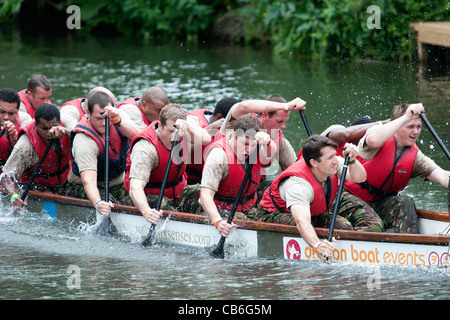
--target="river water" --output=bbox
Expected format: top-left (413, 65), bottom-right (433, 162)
top-left (0, 29), bottom-right (449, 301)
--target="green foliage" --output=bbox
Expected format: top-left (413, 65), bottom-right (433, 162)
top-left (1, 0), bottom-right (448, 60)
top-left (0, 0), bottom-right (26, 22)
top-left (237, 0), bottom-right (450, 60)
top-left (74, 0), bottom-right (219, 39)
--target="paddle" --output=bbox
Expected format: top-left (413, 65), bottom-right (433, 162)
top-left (210, 146), bottom-right (258, 259)
top-left (419, 113), bottom-right (450, 214)
top-left (300, 109), bottom-right (312, 137)
top-left (419, 113), bottom-right (450, 161)
top-left (323, 148), bottom-right (350, 262)
top-left (95, 112), bottom-right (117, 236)
top-left (142, 129), bottom-right (180, 247)
top-left (20, 138), bottom-right (55, 202)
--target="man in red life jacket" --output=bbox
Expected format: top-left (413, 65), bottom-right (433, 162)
top-left (0, 88), bottom-right (33, 172)
top-left (60, 86), bottom-right (116, 131)
top-left (217, 95), bottom-right (305, 201)
top-left (117, 86), bottom-right (169, 131)
top-left (123, 103), bottom-right (211, 226)
top-left (185, 97), bottom-right (238, 184)
top-left (217, 95), bottom-right (301, 170)
top-left (200, 115), bottom-right (276, 239)
top-left (1, 104), bottom-right (71, 212)
top-left (258, 135), bottom-right (368, 258)
top-left (18, 74), bottom-right (52, 118)
top-left (345, 103), bottom-right (449, 234)
top-left (67, 91), bottom-right (140, 216)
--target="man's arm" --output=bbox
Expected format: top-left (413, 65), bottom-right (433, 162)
top-left (341, 143), bottom-right (367, 183)
top-left (0, 135), bottom-right (39, 212)
top-left (427, 168), bottom-right (450, 188)
top-left (291, 204), bottom-right (334, 258)
top-left (79, 170), bottom-right (112, 215)
top-left (175, 119), bottom-right (211, 146)
top-left (230, 97), bottom-right (307, 120)
top-left (200, 187), bottom-right (235, 238)
top-left (365, 104), bottom-right (424, 149)
top-left (326, 122), bottom-right (378, 145)
top-left (104, 106), bottom-right (140, 140)
top-left (129, 178), bottom-right (161, 224)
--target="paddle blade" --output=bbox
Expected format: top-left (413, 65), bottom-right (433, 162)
top-left (141, 224), bottom-right (156, 247)
top-left (210, 245), bottom-right (225, 259)
top-left (210, 237), bottom-right (226, 259)
top-left (94, 215), bottom-right (118, 237)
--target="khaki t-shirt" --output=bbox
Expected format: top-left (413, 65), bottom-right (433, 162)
top-left (68, 110), bottom-right (133, 187)
top-left (277, 157), bottom-right (345, 210)
top-left (60, 103), bottom-right (84, 131)
top-left (1, 112), bottom-right (39, 178)
top-left (128, 139), bottom-right (159, 183)
top-left (119, 102), bottom-right (148, 131)
top-left (2, 134), bottom-right (40, 179)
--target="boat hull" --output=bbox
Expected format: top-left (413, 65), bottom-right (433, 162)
top-left (23, 190), bottom-right (450, 266)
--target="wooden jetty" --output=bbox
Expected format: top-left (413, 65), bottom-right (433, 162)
top-left (410, 22), bottom-right (450, 61)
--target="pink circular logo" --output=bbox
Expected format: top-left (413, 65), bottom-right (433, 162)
top-left (286, 239), bottom-right (301, 260)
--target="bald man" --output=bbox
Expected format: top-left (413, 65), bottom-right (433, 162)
top-left (117, 86), bottom-right (169, 130)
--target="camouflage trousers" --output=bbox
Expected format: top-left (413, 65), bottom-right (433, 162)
top-left (178, 183), bottom-right (253, 220)
top-left (371, 194), bottom-right (419, 234)
top-left (59, 182), bottom-right (176, 211)
top-left (251, 189), bottom-right (384, 232)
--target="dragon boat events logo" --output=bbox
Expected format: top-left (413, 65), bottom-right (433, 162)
top-left (286, 239), bottom-right (301, 260)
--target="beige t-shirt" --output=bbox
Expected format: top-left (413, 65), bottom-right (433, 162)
top-left (201, 141), bottom-right (274, 192)
top-left (1, 113), bottom-right (39, 178)
top-left (128, 138), bottom-right (160, 183)
top-left (2, 134), bottom-right (40, 179)
top-left (67, 110), bottom-right (133, 187)
top-left (277, 157), bottom-right (345, 210)
top-left (201, 147), bottom-right (229, 192)
top-left (320, 124), bottom-right (345, 138)
top-left (60, 103), bottom-right (84, 131)
top-left (119, 101), bottom-right (148, 131)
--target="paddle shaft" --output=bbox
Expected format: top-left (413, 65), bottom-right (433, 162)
top-left (211, 146), bottom-right (258, 258)
top-left (419, 113), bottom-right (450, 161)
top-left (327, 153), bottom-right (350, 242)
top-left (104, 115), bottom-right (110, 203)
top-left (21, 139), bottom-right (55, 201)
top-left (300, 110), bottom-right (312, 137)
top-left (142, 130), bottom-right (180, 246)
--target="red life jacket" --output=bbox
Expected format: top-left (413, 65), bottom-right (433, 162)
top-left (123, 121), bottom-right (187, 200)
top-left (18, 121), bottom-right (71, 187)
top-left (60, 97), bottom-right (86, 121)
top-left (345, 136), bottom-right (418, 204)
top-left (215, 121), bottom-right (283, 178)
top-left (18, 89), bottom-right (52, 118)
top-left (0, 115), bottom-right (22, 171)
top-left (202, 133), bottom-right (262, 212)
top-left (71, 116), bottom-right (129, 182)
top-left (259, 158), bottom-right (338, 216)
top-left (185, 109), bottom-right (214, 184)
top-left (117, 97), bottom-right (150, 127)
